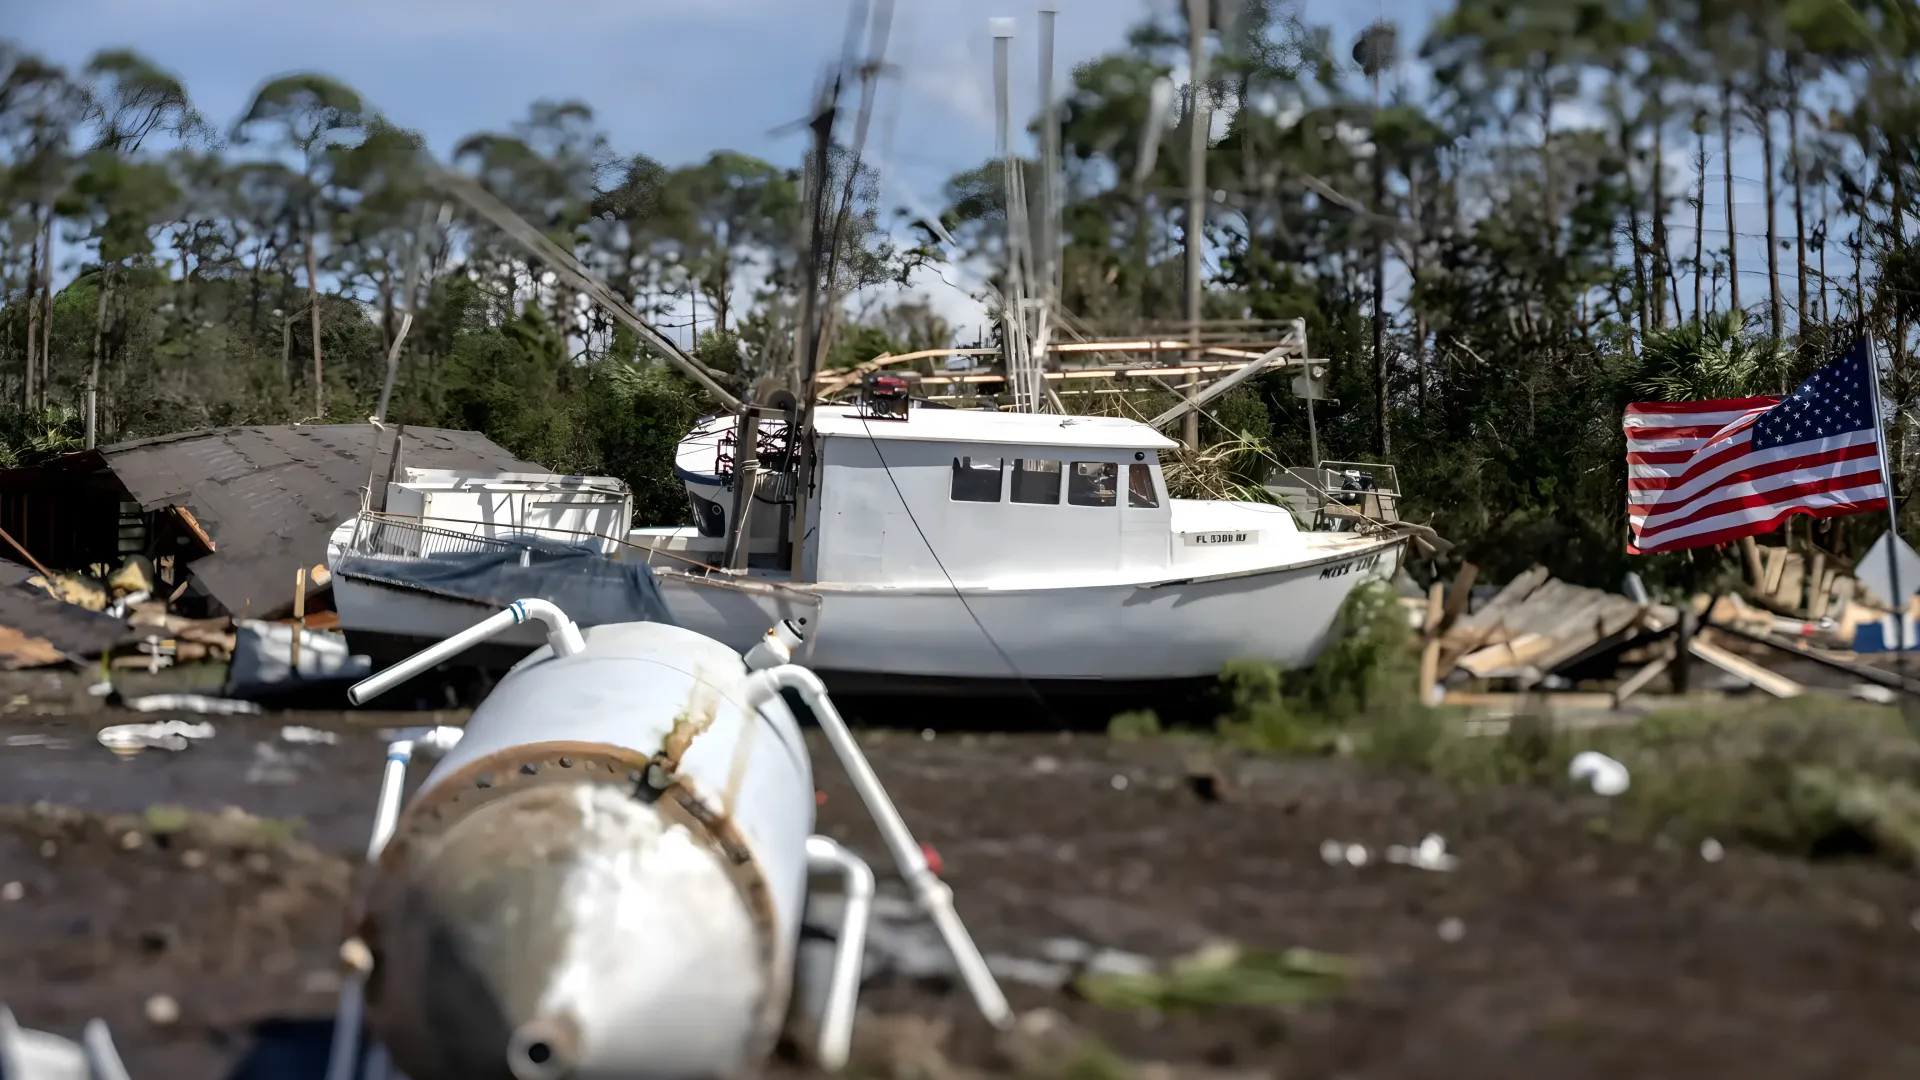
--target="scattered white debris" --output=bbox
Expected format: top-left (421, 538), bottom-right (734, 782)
top-left (1319, 839), bottom-right (1345, 865)
top-left (0, 881), bottom-right (20, 902)
top-left (4, 733), bottom-right (72, 750)
top-left (1568, 750), bottom-right (1631, 796)
top-left (1700, 838), bottom-right (1725, 863)
top-left (1082, 948), bottom-right (1157, 978)
top-left (1437, 917), bottom-right (1466, 943)
top-left (124, 694), bottom-right (261, 716)
top-left (1386, 833), bottom-right (1460, 872)
top-left (143, 994), bottom-right (179, 1026)
top-left (986, 955), bottom-right (1075, 990)
top-left (1345, 843), bottom-right (1369, 867)
top-left (97, 721), bottom-right (215, 754)
top-left (1110, 774), bottom-right (1130, 791)
top-left (85, 681), bottom-right (113, 698)
top-left (279, 725), bottom-right (338, 745)
top-left (1851, 683), bottom-right (1899, 706)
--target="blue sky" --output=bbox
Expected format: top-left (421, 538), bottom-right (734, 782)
top-left (15, 0), bottom-right (1799, 341)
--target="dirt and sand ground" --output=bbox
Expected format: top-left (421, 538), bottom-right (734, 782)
top-left (3, 668), bottom-right (1920, 1079)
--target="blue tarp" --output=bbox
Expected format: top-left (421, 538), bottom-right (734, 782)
top-left (334, 534), bottom-right (675, 628)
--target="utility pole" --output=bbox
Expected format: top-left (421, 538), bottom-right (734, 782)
top-left (1183, 0), bottom-right (1209, 451)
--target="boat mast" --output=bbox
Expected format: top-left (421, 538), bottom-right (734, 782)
top-left (788, 0), bottom-right (896, 580)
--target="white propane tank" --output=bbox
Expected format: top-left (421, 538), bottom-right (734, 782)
top-left (357, 620), bottom-right (816, 1080)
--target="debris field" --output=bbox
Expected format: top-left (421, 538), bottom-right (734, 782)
top-left (2, 687), bottom-right (1917, 1080)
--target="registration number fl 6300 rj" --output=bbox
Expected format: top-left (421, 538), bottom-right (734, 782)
top-left (1184, 531), bottom-right (1252, 546)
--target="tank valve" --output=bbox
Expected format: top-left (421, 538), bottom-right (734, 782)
top-left (506, 1014), bottom-right (578, 1080)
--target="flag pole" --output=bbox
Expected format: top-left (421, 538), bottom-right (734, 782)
top-left (1864, 333), bottom-right (1911, 676)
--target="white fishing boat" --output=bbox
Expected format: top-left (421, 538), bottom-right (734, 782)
top-left (328, 400), bottom-right (1406, 693)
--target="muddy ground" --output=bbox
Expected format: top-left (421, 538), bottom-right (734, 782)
top-left (2, 670), bottom-right (1920, 1079)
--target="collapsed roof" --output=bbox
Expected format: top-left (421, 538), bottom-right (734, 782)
top-left (3, 425), bottom-right (541, 620)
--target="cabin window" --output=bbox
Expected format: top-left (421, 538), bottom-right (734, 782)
top-left (1128, 463), bottom-right (1160, 508)
top-left (1068, 461), bottom-right (1118, 507)
top-left (1010, 458), bottom-right (1062, 504)
top-left (949, 456), bottom-right (1004, 502)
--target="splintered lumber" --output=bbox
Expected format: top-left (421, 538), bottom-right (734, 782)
top-left (1740, 536), bottom-right (1766, 586)
top-left (1457, 633), bottom-right (1555, 678)
top-left (1451, 565), bottom-right (1550, 637)
top-left (1436, 563), bottom-right (1478, 637)
top-left (1613, 653), bottom-right (1673, 706)
top-left (1687, 635), bottom-right (1804, 698)
top-left (1762, 545), bottom-right (1788, 597)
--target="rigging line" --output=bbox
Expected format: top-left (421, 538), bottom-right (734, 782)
top-left (855, 416), bottom-right (1066, 725)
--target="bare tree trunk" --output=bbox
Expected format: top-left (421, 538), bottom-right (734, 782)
top-left (305, 227), bottom-right (323, 418)
top-left (1788, 92), bottom-right (1808, 335)
top-left (86, 269), bottom-right (110, 449)
top-left (1694, 124), bottom-right (1707, 324)
top-left (1372, 141), bottom-right (1390, 455)
top-left (24, 212), bottom-right (40, 411)
top-left (1818, 225), bottom-right (1829, 324)
top-left (38, 212), bottom-right (54, 412)
top-left (1651, 111), bottom-right (1668, 328)
top-left (1758, 100), bottom-right (1783, 340)
top-left (1723, 82), bottom-right (1741, 318)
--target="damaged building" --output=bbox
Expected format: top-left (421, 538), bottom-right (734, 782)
top-left (0, 424), bottom-right (539, 621)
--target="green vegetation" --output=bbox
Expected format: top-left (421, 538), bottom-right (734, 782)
top-left (1075, 942), bottom-right (1358, 1011)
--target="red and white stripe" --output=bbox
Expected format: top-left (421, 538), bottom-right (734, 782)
top-left (1625, 396), bottom-right (1889, 554)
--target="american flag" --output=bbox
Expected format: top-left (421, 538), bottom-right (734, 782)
top-left (1625, 337), bottom-right (1889, 554)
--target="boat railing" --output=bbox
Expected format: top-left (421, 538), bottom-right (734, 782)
top-left (347, 514), bottom-right (548, 563)
top-left (1264, 461), bottom-right (1402, 530)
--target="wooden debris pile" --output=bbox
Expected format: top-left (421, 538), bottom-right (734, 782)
top-left (1410, 563), bottom-right (1834, 707)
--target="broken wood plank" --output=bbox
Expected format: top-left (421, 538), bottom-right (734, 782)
top-left (1457, 633), bottom-right (1555, 678)
top-left (1613, 654), bottom-right (1673, 707)
top-left (170, 506), bottom-right (216, 552)
top-left (1740, 535), bottom-right (1766, 586)
top-left (1762, 545), bottom-right (1787, 598)
top-left (1453, 564), bottom-right (1549, 633)
top-left (1434, 563), bottom-right (1478, 639)
top-left (0, 626), bottom-right (65, 669)
top-left (1687, 636), bottom-right (1804, 698)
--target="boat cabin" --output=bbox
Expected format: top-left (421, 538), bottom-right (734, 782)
top-left (801, 406), bottom-right (1177, 586)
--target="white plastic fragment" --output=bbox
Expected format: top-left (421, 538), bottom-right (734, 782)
top-left (123, 694), bottom-right (261, 716)
top-left (1386, 833), bottom-right (1459, 872)
top-left (143, 994), bottom-right (178, 1026)
top-left (1344, 843), bottom-right (1369, 867)
top-left (279, 725), bottom-right (339, 745)
top-left (1319, 839), bottom-right (1345, 865)
top-left (1568, 750), bottom-right (1630, 796)
top-left (1110, 774), bottom-right (1129, 791)
top-left (1851, 683), bottom-right (1898, 706)
top-left (1, 881), bottom-right (20, 902)
top-left (1699, 838), bottom-right (1725, 863)
top-left (86, 681), bottom-right (113, 698)
top-left (1437, 917), bottom-right (1466, 942)
top-left (97, 720), bottom-right (215, 753)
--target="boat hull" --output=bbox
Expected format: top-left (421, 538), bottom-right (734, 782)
top-left (331, 535), bottom-right (1404, 692)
